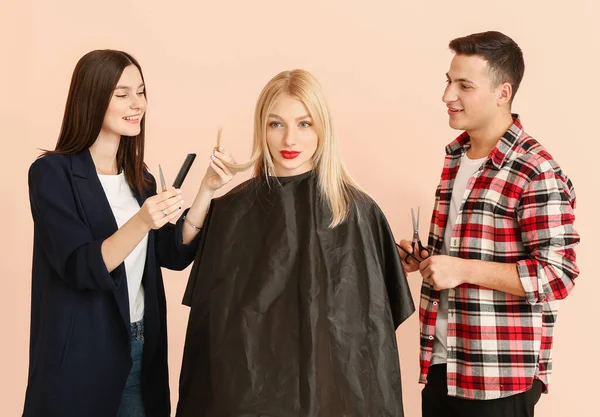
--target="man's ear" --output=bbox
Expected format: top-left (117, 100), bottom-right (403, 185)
top-left (498, 82), bottom-right (513, 106)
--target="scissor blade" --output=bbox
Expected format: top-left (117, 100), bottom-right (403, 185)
top-left (158, 164), bottom-right (167, 192)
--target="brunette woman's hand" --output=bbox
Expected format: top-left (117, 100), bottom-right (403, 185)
top-left (137, 189), bottom-right (183, 229)
top-left (200, 147), bottom-right (237, 192)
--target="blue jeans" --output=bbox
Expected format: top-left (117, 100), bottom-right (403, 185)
top-left (116, 319), bottom-right (146, 417)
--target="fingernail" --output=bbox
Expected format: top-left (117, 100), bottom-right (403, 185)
top-left (177, 189), bottom-right (182, 194)
top-left (181, 200), bottom-right (185, 205)
top-left (218, 146), bottom-right (223, 151)
top-left (178, 195), bottom-right (183, 200)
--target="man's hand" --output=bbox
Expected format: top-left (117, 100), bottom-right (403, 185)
top-left (398, 239), bottom-right (430, 273)
top-left (419, 255), bottom-right (469, 290)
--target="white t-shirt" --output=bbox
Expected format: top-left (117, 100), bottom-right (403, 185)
top-left (98, 172), bottom-right (148, 323)
top-left (431, 152), bottom-right (486, 365)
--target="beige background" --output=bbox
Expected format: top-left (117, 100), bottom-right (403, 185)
top-left (1, 0), bottom-right (598, 415)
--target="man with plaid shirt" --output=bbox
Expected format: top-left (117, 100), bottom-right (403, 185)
top-left (399, 31), bottom-right (579, 417)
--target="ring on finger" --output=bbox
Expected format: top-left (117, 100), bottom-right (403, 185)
top-left (161, 209), bottom-right (167, 217)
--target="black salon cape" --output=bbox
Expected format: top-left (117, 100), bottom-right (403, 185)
top-left (176, 171), bottom-right (414, 417)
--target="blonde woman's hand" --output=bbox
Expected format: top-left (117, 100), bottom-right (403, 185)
top-left (200, 147), bottom-right (237, 192)
top-left (137, 189), bottom-right (183, 230)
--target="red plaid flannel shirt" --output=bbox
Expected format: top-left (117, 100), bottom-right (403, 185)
top-left (419, 116), bottom-right (580, 400)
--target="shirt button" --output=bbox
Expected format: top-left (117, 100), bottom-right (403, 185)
top-left (428, 336), bottom-right (434, 340)
top-left (433, 301), bottom-right (438, 306)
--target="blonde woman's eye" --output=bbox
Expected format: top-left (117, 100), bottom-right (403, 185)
top-left (269, 122), bottom-right (282, 128)
top-left (299, 121), bottom-right (312, 128)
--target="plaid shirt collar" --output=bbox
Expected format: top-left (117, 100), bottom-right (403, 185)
top-left (444, 114), bottom-right (524, 170)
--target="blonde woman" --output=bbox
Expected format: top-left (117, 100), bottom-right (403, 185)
top-left (176, 70), bottom-right (414, 417)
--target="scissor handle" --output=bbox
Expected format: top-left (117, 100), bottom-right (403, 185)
top-left (413, 240), bottom-right (430, 257)
top-left (396, 243), bottom-right (422, 264)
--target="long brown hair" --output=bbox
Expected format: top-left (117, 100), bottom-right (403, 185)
top-left (46, 49), bottom-right (149, 195)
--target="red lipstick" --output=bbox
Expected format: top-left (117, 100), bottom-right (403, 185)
top-left (280, 150), bottom-right (301, 160)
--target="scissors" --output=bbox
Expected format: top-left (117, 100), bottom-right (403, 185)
top-left (158, 164), bottom-right (167, 192)
top-left (396, 207), bottom-right (431, 264)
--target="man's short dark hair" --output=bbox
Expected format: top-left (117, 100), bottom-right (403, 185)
top-left (449, 31), bottom-right (525, 103)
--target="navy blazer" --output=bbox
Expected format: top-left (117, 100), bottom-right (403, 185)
top-left (23, 150), bottom-right (200, 417)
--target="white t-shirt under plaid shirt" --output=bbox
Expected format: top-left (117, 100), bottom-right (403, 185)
top-left (431, 153), bottom-right (486, 366)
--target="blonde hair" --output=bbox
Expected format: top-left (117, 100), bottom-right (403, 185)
top-left (223, 69), bottom-right (362, 227)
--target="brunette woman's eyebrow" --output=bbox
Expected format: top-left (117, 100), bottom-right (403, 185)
top-left (115, 83), bottom-right (145, 90)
